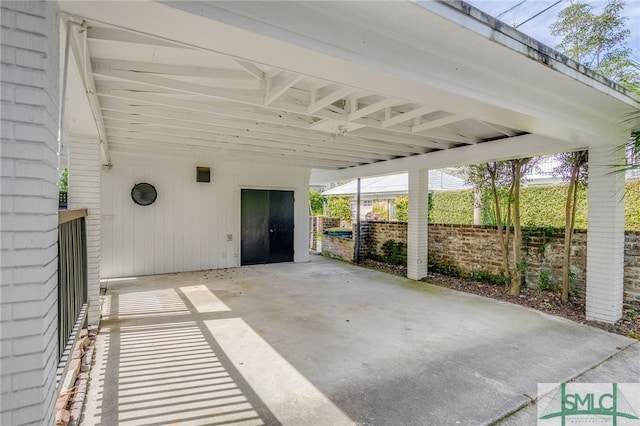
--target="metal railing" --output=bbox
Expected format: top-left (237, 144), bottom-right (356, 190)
top-left (57, 209), bottom-right (88, 361)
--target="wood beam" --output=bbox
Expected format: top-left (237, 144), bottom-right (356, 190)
top-left (381, 106), bottom-right (437, 128)
top-left (86, 27), bottom-right (189, 49)
top-left (411, 114), bottom-right (467, 133)
top-left (92, 58), bottom-right (256, 80)
top-left (347, 98), bottom-right (399, 121)
top-left (308, 87), bottom-right (353, 114)
top-left (310, 134), bottom-right (573, 183)
top-left (68, 22), bottom-right (111, 164)
top-left (99, 103), bottom-right (424, 155)
top-left (105, 125), bottom-right (392, 162)
top-left (264, 73), bottom-right (303, 105)
top-left (96, 88), bottom-right (311, 129)
top-left (234, 59), bottom-right (264, 80)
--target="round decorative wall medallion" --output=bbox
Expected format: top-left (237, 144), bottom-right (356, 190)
top-left (131, 183), bottom-right (157, 206)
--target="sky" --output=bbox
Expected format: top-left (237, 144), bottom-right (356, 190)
top-left (464, 0), bottom-right (640, 61)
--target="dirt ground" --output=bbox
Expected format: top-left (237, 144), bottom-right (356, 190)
top-left (360, 259), bottom-right (640, 340)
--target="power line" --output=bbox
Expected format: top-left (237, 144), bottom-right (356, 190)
top-left (515, 0), bottom-right (563, 28)
top-left (496, 0), bottom-right (528, 19)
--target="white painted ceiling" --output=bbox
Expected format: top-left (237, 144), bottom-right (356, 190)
top-left (58, 1), bottom-right (639, 179)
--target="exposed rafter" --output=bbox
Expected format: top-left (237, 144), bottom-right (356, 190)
top-left (68, 21), bottom-right (111, 165)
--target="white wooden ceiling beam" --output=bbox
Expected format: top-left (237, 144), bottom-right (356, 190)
top-left (233, 59), bottom-right (265, 80)
top-left (347, 98), bottom-right (399, 121)
top-left (109, 141), bottom-right (352, 169)
top-left (92, 64), bottom-right (263, 105)
top-left (100, 103), bottom-right (424, 155)
top-left (92, 58), bottom-right (255, 80)
top-left (102, 109), bottom-right (418, 157)
top-left (68, 22), bottom-right (111, 164)
top-left (310, 134), bottom-right (573, 183)
top-left (481, 121), bottom-right (518, 137)
top-left (308, 87), bottom-right (354, 114)
top-left (381, 106), bottom-right (438, 128)
top-left (264, 73), bottom-right (303, 106)
top-left (86, 27), bottom-right (190, 49)
top-left (352, 128), bottom-right (452, 150)
top-left (105, 124), bottom-right (393, 162)
top-left (107, 130), bottom-right (377, 164)
top-left (411, 114), bottom-right (467, 133)
top-left (97, 88), bottom-right (311, 128)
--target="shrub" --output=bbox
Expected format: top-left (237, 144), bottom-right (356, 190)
top-left (309, 190), bottom-right (324, 216)
top-left (394, 196), bottom-right (408, 222)
top-left (376, 239), bottom-right (407, 266)
top-left (325, 196), bottom-right (352, 221)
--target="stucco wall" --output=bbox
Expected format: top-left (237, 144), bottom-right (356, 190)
top-left (101, 152), bottom-right (310, 277)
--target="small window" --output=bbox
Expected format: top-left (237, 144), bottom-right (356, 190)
top-left (363, 200), bottom-right (373, 207)
top-left (196, 167), bottom-right (211, 183)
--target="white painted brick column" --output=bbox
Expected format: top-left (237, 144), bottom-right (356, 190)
top-left (586, 145), bottom-right (625, 323)
top-left (407, 168), bottom-right (429, 280)
top-left (68, 137), bottom-right (102, 326)
top-left (0, 1), bottom-right (60, 424)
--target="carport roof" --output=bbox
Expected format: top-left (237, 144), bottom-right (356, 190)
top-left (59, 1), bottom-right (640, 181)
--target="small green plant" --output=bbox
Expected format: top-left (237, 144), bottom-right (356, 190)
top-left (538, 270), bottom-right (551, 296)
top-left (379, 239), bottom-right (407, 266)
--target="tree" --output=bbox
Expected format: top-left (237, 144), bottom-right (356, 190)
top-left (59, 168), bottom-right (68, 192)
top-left (465, 158), bottom-right (539, 295)
top-left (395, 196), bottom-right (408, 222)
top-left (325, 196), bottom-right (352, 222)
top-left (553, 151), bottom-right (588, 303)
top-left (309, 190), bottom-right (324, 216)
top-left (549, 0), bottom-right (636, 84)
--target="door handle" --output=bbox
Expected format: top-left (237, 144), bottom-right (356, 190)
top-left (269, 229), bottom-right (274, 233)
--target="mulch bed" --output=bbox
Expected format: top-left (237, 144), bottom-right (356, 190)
top-left (360, 259), bottom-right (640, 339)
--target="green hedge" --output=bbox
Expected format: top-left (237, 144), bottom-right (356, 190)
top-left (627, 180), bottom-right (640, 230)
top-left (428, 181), bottom-right (639, 230)
top-left (429, 190), bottom-right (475, 224)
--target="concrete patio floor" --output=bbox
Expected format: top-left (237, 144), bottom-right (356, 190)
top-left (81, 255), bottom-right (637, 426)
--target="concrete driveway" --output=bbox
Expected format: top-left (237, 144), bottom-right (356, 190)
top-left (82, 255), bottom-right (637, 425)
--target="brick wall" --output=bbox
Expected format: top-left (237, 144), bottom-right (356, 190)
top-left (0, 2), bottom-right (60, 424)
top-left (309, 217), bottom-right (341, 251)
top-left (322, 235), bottom-right (355, 262)
top-left (323, 221), bottom-right (640, 303)
top-left (625, 232), bottom-right (640, 302)
top-left (68, 136), bottom-right (101, 325)
top-left (359, 221), bottom-right (408, 259)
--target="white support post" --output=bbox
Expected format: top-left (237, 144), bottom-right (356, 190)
top-left (586, 145), bottom-right (625, 323)
top-left (407, 168), bottom-right (429, 280)
top-left (68, 137), bottom-right (102, 326)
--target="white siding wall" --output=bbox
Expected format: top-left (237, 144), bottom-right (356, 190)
top-left (68, 137), bottom-right (101, 325)
top-left (586, 145), bottom-right (626, 322)
top-left (0, 1), bottom-right (59, 424)
top-left (407, 169), bottom-right (429, 280)
top-left (101, 153), bottom-right (310, 278)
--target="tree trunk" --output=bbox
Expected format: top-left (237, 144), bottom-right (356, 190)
top-left (490, 173), bottom-right (510, 284)
top-left (562, 158), bottom-right (582, 303)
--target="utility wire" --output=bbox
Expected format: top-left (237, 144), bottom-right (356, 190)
top-left (496, 0), bottom-right (527, 19)
top-left (515, 0), bottom-right (563, 28)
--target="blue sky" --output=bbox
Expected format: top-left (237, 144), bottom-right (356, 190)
top-left (464, 0), bottom-right (639, 60)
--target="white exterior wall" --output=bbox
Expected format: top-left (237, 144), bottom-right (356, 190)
top-left (68, 137), bottom-right (101, 325)
top-left (101, 152), bottom-right (310, 278)
top-left (407, 169), bottom-right (429, 280)
top-left (0, 1), bottom-right (60, 424)
top-left (586, 145), bottom-right (626, 323)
